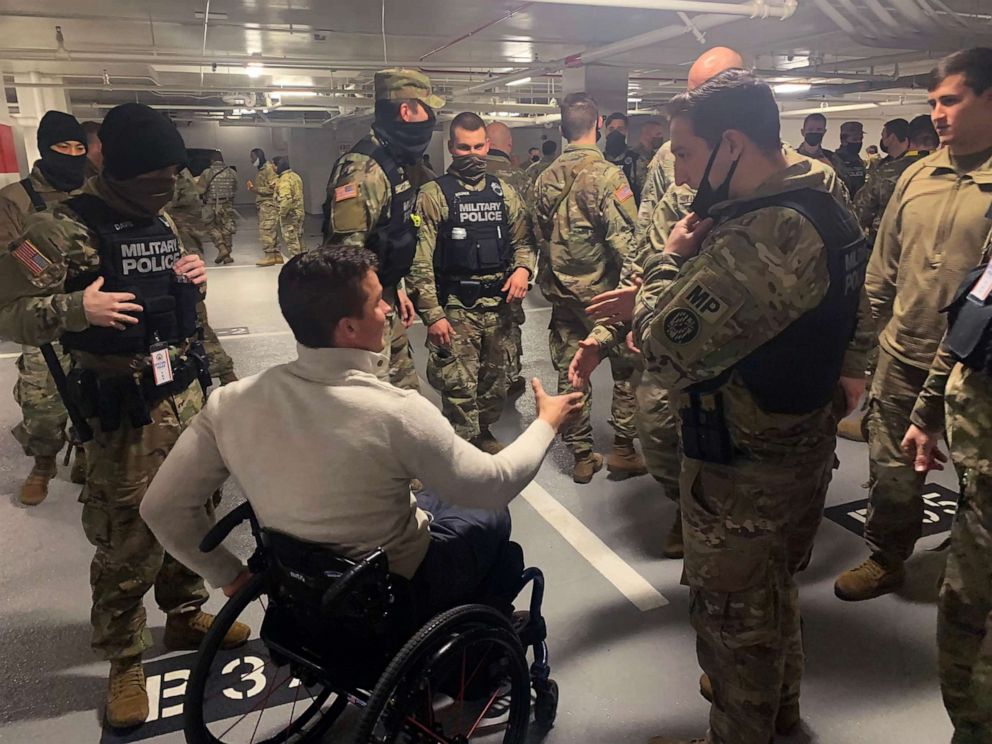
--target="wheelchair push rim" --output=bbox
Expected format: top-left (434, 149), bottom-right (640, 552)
top-left (356, 604), bottom-right (531, 744)
top-left (184, 573), bottom-right (345, 744)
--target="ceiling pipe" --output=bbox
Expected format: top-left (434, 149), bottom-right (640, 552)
top-left (419, 3), bottom-right (534, 61)
top-left (887, 0), bottom-right (931, 27)
top-left (522, 0), bottom-right (797, 17)
top-left (862, 0), bottom-right (903, 31)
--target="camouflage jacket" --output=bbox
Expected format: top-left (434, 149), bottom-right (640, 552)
top-left (911, 230), bottom-right (992, 474)
top-left (409, 171), bottom-right (536, 325)
top-left (853, 149), bottom-right (929, 246)
top-left (636, 141), bottom-right (676, 233)
top-left (254, 160), bottom-right (278, 202)
top-left (0, 177), bottom-right (192, 368)
top-left (200, 163), bottom-right (238, 203)
top-left (0, 164), bottom-right (77, 246)
top-left (533, 144), bottom-right (638, 312)
top-left (168, 168), bottom-right (206, 228)
top-left (633, 154), bottom-right (873, 462)
top-left (486, 150), bottom-right (531, 206)
top-left (276, 170), bottom-right (305, 217)
top-left (524, 156), bottom-right (554, 192)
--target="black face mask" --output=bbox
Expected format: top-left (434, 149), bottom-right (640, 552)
top-left (605, 130), bottom-right (627, 159)
top-left (879, 139), bottom-right (889, 154)
top-left (803, 131), bottom-right (825, 148)
top-left (374, 109), bottom-right (437, 166)
top-left (449, 154), bottom-right (487, 185)
top-left (38, 151), bottom-right (87, 192)
top-left (531, 154), bottom-right (540, 163)
top-left (690, 140), bottom-right (740, 220)
top-left (843, 141), bottom-right (863, 157)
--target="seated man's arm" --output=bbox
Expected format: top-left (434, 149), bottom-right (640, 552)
top-left (140, 391), bottom-right (243, 589)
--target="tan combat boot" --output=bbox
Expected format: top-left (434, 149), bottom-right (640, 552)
top-left (255, 254), bottom-right (283, 267)
top-left (572, 453), bottom-right (604, 484)
top-left (699, 673), bottom-right (799, 736)
top-left (834, 553), bottom-right (905, 601)
top-left (106, 656), bottom-right (148, 729)
top-left (607, 436), bottom-right (648, 479)
top-left (837, 415), bottom-right (866, 442)
top-left (163, 610), bottom-right (251, 651)
top-left (19, 455), bottom-right (57, 506)
top-left (218, 372), bottom-right (239, 386)
top-left (662, 511), bottom-right (684, 559)
top-left (472, 428), bottom-right (505, 455)
top-left (70, 447), bottom-right (87, 485)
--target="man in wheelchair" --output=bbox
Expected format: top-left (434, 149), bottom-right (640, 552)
top-left (142, 244), bottom-right (580, 619)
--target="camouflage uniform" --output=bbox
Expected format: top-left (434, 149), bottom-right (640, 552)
top-left (853, 149), bottom-right (930, 247)
top-left (524, 156), bottom-right (555, 194)
top-left (862, 147), bottom-right (992, 564)
top-left (276, 168), bottom-right (306, 256)
top-left (254, 160), bottom-right (281, 256)
top-left (200, 162), bottom-right (238, 261)
top-left (636, 140), bottom-right (676, 233)
top-left (533, 143), bottom-right (639, 458)
top-left (0, 165), bottom-right (75, 458)
top-left (0, 177), bottom-right (209, 660)
top-left (486, 150), bottom-right (537, 387)
top-left (830, 149), bottom-right (867, 198)
top-left (168, 169), bottom-right (236, 382)
top-left (633, 156), bottom-right (872, 744)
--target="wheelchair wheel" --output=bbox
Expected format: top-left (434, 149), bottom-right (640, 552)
top-left (355, 604), bottom-right (530, 744)
top-left (185, 574), bottom-right (346, 744)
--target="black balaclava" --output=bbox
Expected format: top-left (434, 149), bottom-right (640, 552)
top-left (251, 148), bottom-right (267, 169)
top-left (36, 111), bottom-right (87, 192)
top-left (374, 104), bottom-right (437, 166)
top-left (99, 103), bottom-right (188, 216)
top-left (274, 156), bottom-right (291, 175)
top-left (843, 141), bottom-right (863, 157)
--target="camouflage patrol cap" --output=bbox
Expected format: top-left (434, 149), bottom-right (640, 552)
top-left (840, 121), bottom-right (864, 135)
top-left (374, 68), bottom-right (445, 110)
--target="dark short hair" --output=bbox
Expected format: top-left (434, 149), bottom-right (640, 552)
top-left (605, 112), bottom-right (629, 127)
top-left (803, 113), bottom-right (827, 128)
top-left (908, 114), bottom-right (939, 149)
top-left (449, 111), bottom-right (486, 141)
top-left (278, 245), bottom-right (380, 348)
top-left (927, 47), bottom-right (992, 94)
top-left (561, 92), bottom-right (599, 140)
top-left (528, 146), bottom-right (540, 153)
top-left (883, 118), bottom-right (910, 141)
top-left (667, 69), bottom-right (781, 153)
top-left (541, 139), bottom-right (558, 156)
top-left (210, 150), bottom-right (224, 163)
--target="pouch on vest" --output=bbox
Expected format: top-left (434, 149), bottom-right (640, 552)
top-left (945, 262), bottom-right (992, 374)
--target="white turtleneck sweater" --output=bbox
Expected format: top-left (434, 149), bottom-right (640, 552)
top-left (140, 345), bottom-right (555, 587)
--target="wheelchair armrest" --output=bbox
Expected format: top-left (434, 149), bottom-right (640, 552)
top-left (200, 502), bottom-right (255, 553)
top-left (320, 548), bottom-right (387, 611)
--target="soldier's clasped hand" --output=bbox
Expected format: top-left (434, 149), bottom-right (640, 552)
top-left (665, 213), bottom-right (714, 258)
top-left (175, 254), bottom-right (208, 285)
top-left (82, 276), bottom-right (143, 331)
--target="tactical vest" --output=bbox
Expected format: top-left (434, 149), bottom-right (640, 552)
top-left (59, 194), bottom-right (200, 355)
top-left (944, 252), bottom-right (992, 376)
top-left (435, 174), bottom-right (512, 277)
top-left (20, 178), bottom-right (47, 212)
top-left (691, 188), bottom-right (868, 416)
top-left (837, 152), bottom-right (866, 194)
top-left (616, 151), bottom-right (641, 205)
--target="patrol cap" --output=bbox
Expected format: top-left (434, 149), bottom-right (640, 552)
top-left (840, 121), bottom-right (864, 136)
top-left (374, 68), bottom-right (445, 110)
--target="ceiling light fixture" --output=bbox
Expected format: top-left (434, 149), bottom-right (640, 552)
top-left (781, 102), bottom-right (882, 116)
top-left (246, 63), bottom-right (264, 78)
top-left (507, 77), bottom-right (532, 87)
top-left (627, 97), bottom-right (643, 103)
top-left (773, 83), bottom-right (812, 94)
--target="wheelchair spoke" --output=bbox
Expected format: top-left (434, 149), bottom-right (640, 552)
top-left (216, 671), bottom-right (293, 740)
top-left (466, 688), bottom-right (501, 739)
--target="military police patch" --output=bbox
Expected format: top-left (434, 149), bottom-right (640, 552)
top-left (663, 307), bottom-right (700, 344)
top-left (491, 180), bottom-right (504, 198)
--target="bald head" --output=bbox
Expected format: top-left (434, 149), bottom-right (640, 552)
top-left (688, 46), bottom-right (745, 90)
top-left (486, 121), bottom-right (513, 154)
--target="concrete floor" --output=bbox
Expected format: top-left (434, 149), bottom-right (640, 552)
top-left (0, 211), bottom-right (959, 744)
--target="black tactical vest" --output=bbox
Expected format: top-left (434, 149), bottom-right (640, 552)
top-left (617, 151), bottom-right (641, 206)
top-left (691, 188), bottom-right (869, 415)
top-left (434, 174), bottom-right (512, 277)
top-left (60, 194), bottom-right (199, 355)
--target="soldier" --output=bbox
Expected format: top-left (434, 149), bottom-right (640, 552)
top-left (604, 112), bottom-right (648, 205)
top-left (635, 119), bottom-right (666, 165)
top-left (273, 156), bottom-right (305, 256)
top-left (0, 110), bottom-right (89, 505)
top-left (832, 120), bottom-right (867, 196)
top-left (528, 146), bottom-right (541, 164)
top-left (878, 117), bottom-right (910, 164)
top-left (486, 120), bottom-right (535, 398)
top-left (199, 151), bottom-right (238, 264)
top-left (637, 70), bottom-right (871, 744)
top-left (322, 68), bottom-right (443, 392)
top-left (0, 102), bottom-right (249, 729)
top-left (248, 147), bottom-right (284, 267)
top-left (902, 227), bottom-right (992, 743)
top-left (167, 168), bottom-right (238, 386)
top-left (524, 139), bottom-right (558, 194)
top-left (81, 120), bottom-right (103, 181)
top-left (795, 112), bottom-right (835, 168)
top-left (835, 47), bottom-right (992, 602)
top-left (533, 92), bottom-right (646, 483)
top-left (409, 112), bottom-right (535, 451)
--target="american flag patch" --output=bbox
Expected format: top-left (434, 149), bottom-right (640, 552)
top-left (335, 183), bottom-right (359, 202)
top-left (615, 183), bottom-right (634, 202)
top-left (11, 240), bottom-right (52, 277)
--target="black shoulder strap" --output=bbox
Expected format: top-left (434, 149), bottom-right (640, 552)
top-left (437, 173), bottom-right (460, 210)
top-left (201, 165), bottom-right (233, 193)
top-left (62, 194), bottom-right (119, 234)
top-left (719, 188), bottom-right (863, 249)
top-left (20, 179), bottom-right (46, 212)
top-left (351, 138), bottom-right (408, 192)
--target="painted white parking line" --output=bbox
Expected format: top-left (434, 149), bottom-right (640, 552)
top-left (520, 481), bottom-right (669, 611)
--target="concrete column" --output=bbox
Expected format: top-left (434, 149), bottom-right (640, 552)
top-left (13, 72), bottom-right (71, 171)
top-left (562, 64), bottom-right (629, 129)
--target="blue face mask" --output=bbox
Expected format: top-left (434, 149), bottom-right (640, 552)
top-left (690, 139), bottom-right (740, 220)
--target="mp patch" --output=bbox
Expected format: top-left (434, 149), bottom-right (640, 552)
top-left (663, 307), bottom-right (700, 344)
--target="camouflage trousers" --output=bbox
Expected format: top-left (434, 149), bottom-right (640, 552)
top-left (505, 302), bottom-right (525, 385)
top-left (12, 344), bottom-right (68, 457)
top-left (378, 286), bottom-right (420, 391)
top-left (426, 305), bottom-right (511, 441)
top-left (280, 209), bottom-right (306, 256)
top-left (681, 453), bottom-right (834, 744)
top-left (174, 220), bottom-right (207, 256)
top-left (197, 302), bottom-right (235, 380)
top-left (939, 468), bottom-right (992, 743)
top-left (80, 382), bottom-right (210, 660)
top-left (631, 368), bottom-right (681, 501)
top-left (548, 305), bottom-right (637, 458)
top-left (258, 199), bottom-right (280, 254)
top-left (864, 349), bottom-right (931, 563)
top-left (203, 201), bottom-right (237, 259)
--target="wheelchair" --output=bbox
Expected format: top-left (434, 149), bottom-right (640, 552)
top-left (183, 502), bottom-right (559, 744)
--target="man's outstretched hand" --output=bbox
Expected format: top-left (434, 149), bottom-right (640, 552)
top-left (533, 377), bottom-right (584, 431)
